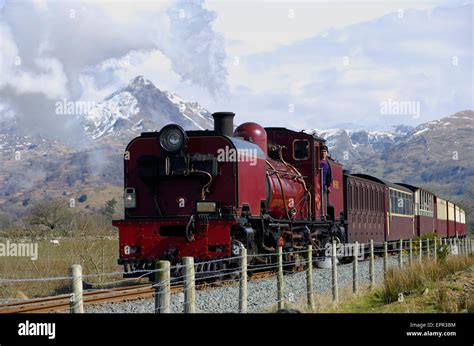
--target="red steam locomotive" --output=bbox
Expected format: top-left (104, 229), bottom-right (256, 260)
top-left (112, 112), bottom-right (466, 276)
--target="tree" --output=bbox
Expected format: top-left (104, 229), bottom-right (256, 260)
top-left (26, 199), bottom-right (73, 231)
top-left (100, 198), bottom-right (117, 218)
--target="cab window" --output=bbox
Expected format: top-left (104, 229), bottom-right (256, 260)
top-left (293, 139), bottom-right (310, 160)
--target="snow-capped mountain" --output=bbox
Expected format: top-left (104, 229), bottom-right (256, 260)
top-left (84, 76), bottom-right (213, 139)
top-left (349, 110), bottom-right (474, 201)
top-left (308, 110), bottom-right (473, 202)
top-left (410, 110), bottom-right (474, 136)
top-left (309, 126), bottom-right (414, 162)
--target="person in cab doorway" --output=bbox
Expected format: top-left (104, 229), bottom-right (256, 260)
top-left (320, 145), bottom-right (332, 218)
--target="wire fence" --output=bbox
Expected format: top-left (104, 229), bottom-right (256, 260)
top-left (0, 236), bottom-right (472, 313)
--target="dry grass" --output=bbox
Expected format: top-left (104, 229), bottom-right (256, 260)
top-left (267, 253), bottom-right (474, 313)
top-left (0, 236), bottom-right (125, 300)
top-left (380, 255), bottom-right (474, 304)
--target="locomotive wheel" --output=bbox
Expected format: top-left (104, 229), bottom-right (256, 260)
top-left (327, 236), bottom-right (354, 264)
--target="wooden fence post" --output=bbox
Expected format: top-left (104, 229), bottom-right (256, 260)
top-left (419, 238), bottom-right (422, 263)
top-left (155, 260), bottom-right (171, 313)
top-left (353, 241), bottom-right (359, 294)
top-left (369, 239), bottom-right (375, 289)
top-left (183, 257), bottom-right (196, 313)
top-left (69, 264), bottom-right (83, 314)
top-left (239, 247), bottom-right (248, 313)
top-left (398, 239), bottom-right (403, 268)
top-left (383, 241), bottom-right (388, 280)
top-left (332, 241), bottom-right (338, 302)
top-left (306, 245), bottom-right (315, 310)
top-left (277, 245), bottom-right (284, 309)
top-left (409, 239), bottom-right (413, 266)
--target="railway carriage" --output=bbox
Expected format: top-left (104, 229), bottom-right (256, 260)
top-left (344, 174), bottom-right (386, 243)
top-left (435, 197), bottom-right (448, 237)
top-left (447, 201), bottom-right (456, 237)
top-left (351, 175), bottom-right (415, 241)
top-left (455, 205), bottom-right (466, 237)
top-left (398, 184), bottom-right (435, 237)
top-left (458, 208), bottom-right (466, 236)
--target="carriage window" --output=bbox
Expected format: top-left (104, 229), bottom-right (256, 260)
top-left (356, 187), bottom-right (360, 210)
top-left (371, 190), bottom-right (374, 211)
top-left (293, 140), bottom-right (310, 160)
top-left (372, 191), bottom-right (375, 211)
top-left (354, 187), bottom-right (357, 210)
top-left (367, 189), bottom-right (370, 210)
top-left (355, 187), bottom-right (359, 210)
top-left (390, 189), bottom-right (413, 215)
top-left (349, 186), bottom-right (352, 210)
top-left (361, 188), bottom-right (365, 210)
top-left (374, 191), bottom-right (377, 211)
top-left (367, 189), bottom-right (370, 211)
top-left (365, 187), bottom-right (370, 211)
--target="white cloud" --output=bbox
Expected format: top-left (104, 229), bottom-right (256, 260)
top-left (203, 3), bottom-right (473, 129)
top-left (78, 50), bottom-right (182, 102)
top-left (0, 0), bottom-right (471, 136)
top-left (204, 0), bottom-right (443, 56)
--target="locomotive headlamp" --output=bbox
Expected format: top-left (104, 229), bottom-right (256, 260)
top-left (159, 124), bottom-right (187, 153)
top-left (124, 188), bottom-right (136, 208)
top-left (196, 201), bottom-right (217, 213)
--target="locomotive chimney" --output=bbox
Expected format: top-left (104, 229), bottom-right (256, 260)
top-left (212, 112), bottom-right (235, 137)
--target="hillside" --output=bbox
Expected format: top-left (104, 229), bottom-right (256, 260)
top-left (350, 111), bottom-right (473, 199)
top-left (0, 76), bottom-right (214, 223)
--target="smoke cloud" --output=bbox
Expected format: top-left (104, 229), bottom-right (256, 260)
top-left (0, 0), bottom-right (228, 140)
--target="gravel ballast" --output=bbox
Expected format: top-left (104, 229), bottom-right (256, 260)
top-left (87, 255), bottom-right (401, 313)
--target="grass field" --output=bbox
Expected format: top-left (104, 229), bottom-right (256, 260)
top-left (0, 236), bottom-right (124, 300)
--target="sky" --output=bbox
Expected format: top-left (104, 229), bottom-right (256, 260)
top-left (0, 0), bottom-right (472, 135)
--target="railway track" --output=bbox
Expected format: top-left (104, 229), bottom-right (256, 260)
top-left (0, 270), bottom-right (274, 313)
top-left (0, 284), bottom-right (157, 313)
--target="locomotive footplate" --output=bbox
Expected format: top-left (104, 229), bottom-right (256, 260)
top-left (115, 218), bottom-right (236, 278)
